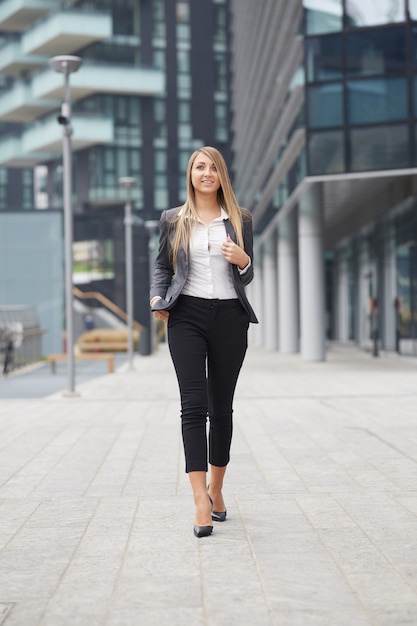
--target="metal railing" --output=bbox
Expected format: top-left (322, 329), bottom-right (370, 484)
top-left (73, 287), bottom-right (142, 331)
top-left (0, 305), bottom-right (44, 374)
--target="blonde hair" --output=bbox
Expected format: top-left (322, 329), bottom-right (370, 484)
top-left (169, 146), bottom-right (244, 268)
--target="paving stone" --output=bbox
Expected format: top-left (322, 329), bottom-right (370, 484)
top-left (0, 344), bottom-right (416, 625)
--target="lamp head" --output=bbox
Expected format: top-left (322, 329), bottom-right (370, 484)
top-left (49, 55), bottom-right (82, 74)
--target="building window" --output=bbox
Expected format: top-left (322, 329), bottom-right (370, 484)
top-left (349, 124), bottom-right (409, 171)
top-left (154, 148), bottom-right (168, 210)
top-left (82, 42), bottom-right (139, 66)
top-left (347, 77), bottom-right (407, 125)
top-left (346, 27), bottom-right (406, 77)
top-left (308, 129), bottom-right (345, 174)
top-left (306, 35), bottom-right (343, 82)
top-left (177, 22), bottom-right (190, 41)
top-left (73, 240), bottom-right (115, 285)
top-left (396, 230), bottom-right (417, 342)
top-left (214, 53), bottom-right (228, 92)
top-left (153, 0), bottom-right (166, 38)
top-left (176, 1), bottom-right (189, 22)
top-left (154, 48), bottom-right (165, 70)
top-left (214, 4), bottom-right (227, 43)
top-left (154, 188), bottom-right (168, 211)
top-left (178, 98), bottom-right (192, 138)
top-left (0, 168), bottom-right (7, 211)
top-left (177, 49), bottom-right (190, 74)
top-left (178, 100), bottom-right (191, 123)
top-left (345, 0), bottom-right (405, 28)
top-left (308, 82), bottom-right (343, 128)
top-left (114, 4), bottom-right (139, 36)
top-left (177, 45), bottom-right (191, 96)
top-left (215, 102), bottom-right (228, 142)
top-left (22, 170), bottom-right (33, 210)
top-left (303, 0), bottom-right (343, 35)
top-left (154, 98), bottom-right (167, 138)
top-left (89, 147), bottom-right (141, 195)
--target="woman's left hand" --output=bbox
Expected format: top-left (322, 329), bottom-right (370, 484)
top-left (153, 310), bottom-right (169, 323)
top-left (221, 234), bottom-right (250, 270)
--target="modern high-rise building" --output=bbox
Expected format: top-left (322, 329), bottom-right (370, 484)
top-left (0, 0), bottom-right (230, 353)
top-left (230, 0), bottom-right (417, 359)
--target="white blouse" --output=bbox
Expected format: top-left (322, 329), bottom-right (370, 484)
top-left (181, 208), bottom-right (238, 300)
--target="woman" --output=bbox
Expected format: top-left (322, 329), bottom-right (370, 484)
top-left (150, 146), bottom-right (257, 538)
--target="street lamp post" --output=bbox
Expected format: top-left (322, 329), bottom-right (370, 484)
top-left (49, 55), bottom-right (82, 396)
top-left (119, 177), bottom-right (136, 370)
top-left (144, 220), bottom-right (159, 354)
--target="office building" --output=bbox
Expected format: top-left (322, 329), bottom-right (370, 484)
top-left (230, 0), bottom-right (417, 359)
top-left (0, 0), bottom-right (230, 353)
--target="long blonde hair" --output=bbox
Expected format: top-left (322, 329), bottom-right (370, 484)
top-left (168, 146), bottom-right (244, 268)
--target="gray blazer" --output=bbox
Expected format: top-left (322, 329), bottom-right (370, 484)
top-left (150, 207), bottom-right (258, 324)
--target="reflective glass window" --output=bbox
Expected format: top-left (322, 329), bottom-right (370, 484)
top-left (214, 4), bottom-right (227, 43)
top-left (347, 78), bottom-right (407, 125)
top-left (410, 24), bottom-right (417, 68)
top-left (346, 0), bottom-right (405, 27)
top-left (177, 49), bottom-right (190, 74)
top-left (396, 242), bottom-right (417, 339)
top-left (215, 102), bottom-right (228, 142)
top-left (154, 188), bottom-right (168, 211)
top-left (307, 129), bottom-right (345, 174)
top-left (412, 77), bottom-right (417, 117)
top-left (350, 124), bottom-right (409, 171)
top-left (306, 35), bottom-right (342, 82)
top-left (155, 151), bottom-right (167, 175)
top-left (214, 53), bottom-right (228, 92)
top-left (346, 27), bottom-right (406, 76)
top-left (303, 0), bottom-right (343, 35)
top-left (0, 167), bottom-right (7, 210)
top-left (308, 83), bottom-right (343, 128)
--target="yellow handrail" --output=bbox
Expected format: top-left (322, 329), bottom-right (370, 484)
top-left (73, 287), bottom-right (143, 330)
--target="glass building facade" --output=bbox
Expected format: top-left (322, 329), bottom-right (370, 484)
top-left (305, 1), bottom-right (413, 175)
top-left (230, 0), bottom-right (417, 358)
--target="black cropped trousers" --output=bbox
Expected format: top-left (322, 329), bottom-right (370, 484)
top-left (167, 295), bottom-right (249, 473)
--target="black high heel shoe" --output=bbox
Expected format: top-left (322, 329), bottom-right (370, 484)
top-left (207, 492), bottom-right (227, 522)
top-left (194, 525), bottom-right (213, 538)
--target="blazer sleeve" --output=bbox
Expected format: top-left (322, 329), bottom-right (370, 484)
top-left (150, 211), bottom-right (175, 301)
top-left (239, 210), bottom-right (255, 287)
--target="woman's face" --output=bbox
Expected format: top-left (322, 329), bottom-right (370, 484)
top-left (190, 152), bottom-right (221, 197)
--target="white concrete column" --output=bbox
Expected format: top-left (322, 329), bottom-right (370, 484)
top-left (381, 223), bottom-right (396, 351)
top-left (278, 209), bottom-right (299, 353)
top-left (298, 183), bottom-right (326, 361)
top-left (262, 230), bottom-right (278, 350)
top-left (356, 237), bottom-right (371, 348)
top-left (334, 248), bottom-right (350, 342)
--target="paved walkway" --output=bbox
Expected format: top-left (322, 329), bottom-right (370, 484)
top-left (0, 343), bottom-right (417, 626)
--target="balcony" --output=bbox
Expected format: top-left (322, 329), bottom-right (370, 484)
top-left (0, 41), bottom-right (46, 76)
top-left (0, 65), bottom-right (164, 122)
top-left (33, 63), bottom-right (165, 99)
top-left (0, 114), bottom-right (113, 167)
top-left (0, 0), bottom-right (57, 32)
top-left (21, 9), bottom-right (112, 56)
top-left (0, 81), bottom-right (59, 121)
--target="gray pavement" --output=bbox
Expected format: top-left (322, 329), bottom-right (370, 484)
top-left (0, 354), bottom-right (128, 399)
top-left (0, 343), bottom-right (417, 626)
